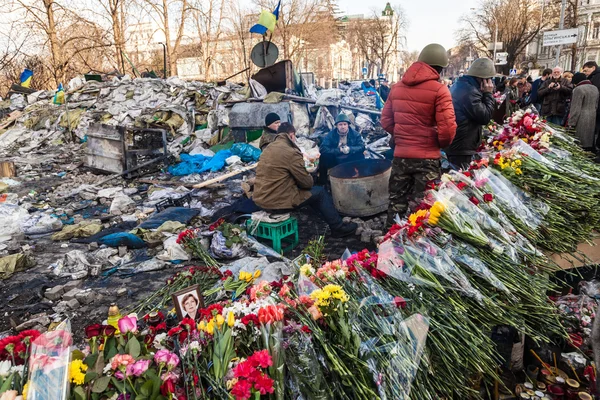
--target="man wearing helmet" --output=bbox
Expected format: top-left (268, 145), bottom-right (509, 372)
top-left (381, 43), bottom-right (457, 228)
top-left (318, 113), bottom-right (366, 184)
top-left (446, 58), bottom-right (496, 169)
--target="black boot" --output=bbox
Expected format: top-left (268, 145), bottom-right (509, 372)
top-left (331, 222), bottom-right (358, 238)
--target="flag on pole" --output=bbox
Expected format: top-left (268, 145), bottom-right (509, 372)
top-left (53, 83), bottom-right (65, 105)
top-left (19, 69), bottom-right (33, 88)
top-left (249, 0), bottom-right (281, 35)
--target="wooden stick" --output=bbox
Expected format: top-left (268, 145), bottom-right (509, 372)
top-left (530, 350), bottom-right (554, 374)
top-left (568, 361), bottom-right (581, 382)
top-left (192, 164), bottom-right (257, 189)
top-left (554, 353), bottom-right (558, 370)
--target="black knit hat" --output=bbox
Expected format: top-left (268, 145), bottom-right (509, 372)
top-left (265, 113), bottom-right (281, 127)
top-left (572, 72), bottom-right (587, 86)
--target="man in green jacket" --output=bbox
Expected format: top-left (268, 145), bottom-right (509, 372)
top-left (254, 122), bottom-right (357, 237)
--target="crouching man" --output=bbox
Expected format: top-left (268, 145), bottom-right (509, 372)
top-left (253, 122), bottom-right (358, 238)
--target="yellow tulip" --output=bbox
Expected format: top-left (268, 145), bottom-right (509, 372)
top-left (206, 320), bottom-right (215, 335)
top-left (253, 270), bottom-right (261, 279)
top-left (216, 314), bottom-right (225, 327)
top-left (227, 311), bottom-right (235, 328)
top-left (198, 321), bottom-right (206, 331)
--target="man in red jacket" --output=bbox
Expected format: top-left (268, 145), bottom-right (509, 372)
top-left (381, 43), bottom-right (457, 228)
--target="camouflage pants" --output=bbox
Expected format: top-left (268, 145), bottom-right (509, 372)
top-left (386, 158), bottom-right (441, 228)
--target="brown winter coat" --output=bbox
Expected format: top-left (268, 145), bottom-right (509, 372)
top-left (253, 134), bottom-right (313, 210)
top-left (568, 81), bottom-right (599, 148)
top-left (538, 77), bottom-right (573, 117)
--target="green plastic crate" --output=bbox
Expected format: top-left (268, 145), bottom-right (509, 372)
top-left (246, 217), bottom-right (299, 254)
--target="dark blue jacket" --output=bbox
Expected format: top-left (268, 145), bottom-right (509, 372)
top-left (447, 75), bottom-right (495, 156)
top-left (319, 127), bottom-right (365, 156)
top-left (529, 77), bottom-right (544, 105)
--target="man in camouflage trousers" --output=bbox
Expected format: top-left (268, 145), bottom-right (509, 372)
top-left (381, 44), bottom-right (457, 228)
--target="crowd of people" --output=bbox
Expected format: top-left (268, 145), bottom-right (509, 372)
top-left (248, 43), bottom-right (600, 237)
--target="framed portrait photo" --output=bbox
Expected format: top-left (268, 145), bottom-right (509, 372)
top-left (172, 285), bottom-right (204, 321)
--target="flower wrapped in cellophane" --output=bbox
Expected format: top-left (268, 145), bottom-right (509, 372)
top-left (26, 320), bottom-right (72, 400)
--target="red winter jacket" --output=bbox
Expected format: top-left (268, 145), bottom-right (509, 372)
top-left (381, 62), bottom-right (457, 159)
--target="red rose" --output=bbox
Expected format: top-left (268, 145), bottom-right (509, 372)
top-left (100, 325), bottom-right (117, 337)
top-left (85, 324), bottom-right (102, 339)
top-left (469, 196), bottom-right (480, 206)
top-left (456, 182), bottom-right (468, 190)
top-left (160, 379), bottom-right (176, 396)
top-left (483, 194), bottom-right (494, 202)
top-left (301, 325), bottom-right (312, 334)
top-left (394, 296), bottom-right (407, 309)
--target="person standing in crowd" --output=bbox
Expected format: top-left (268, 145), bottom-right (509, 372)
top-left (253, 122), bottom-right (358, 237)
top-left (378, 79), bottom-right (391, 102)
top-left (259, 113), bottom-right (281, 150)
top-left (505, 77), bottom-right (520, 118)
top-left (537, 67), bottom-right (573, 125)
top-left (582, 61), bottom-right (600, 149)
top-left (529, 69), bottom-right (552, 113)
top-left (446, 58), bottom-right (495, 169)
top-left (517, 75), bottom-right (532, 99)
top-left (568, 72), bottom-right (599, 152)
top-left (318, 114), bottom-right (365, 184)
top-left (381, 43), bottom-right (456, 227)
top-left (563, 71), bottom-right (574, 83)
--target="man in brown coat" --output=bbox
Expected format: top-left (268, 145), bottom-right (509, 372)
top-left (253, 122), bottom-right (357, 237)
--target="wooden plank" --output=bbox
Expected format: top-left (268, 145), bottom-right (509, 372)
top-left (192, 164), bottom-right (257, 189)
top-left (550, 237), bottom-right (600, 269)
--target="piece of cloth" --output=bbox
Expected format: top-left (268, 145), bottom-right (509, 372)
top-left (317, 152), bottom-right (365, 185)
top-left (447, 75), bottom-right (495, 157)
top-left (569, 82), bottom-right (599, 148)
top-left (230, 143), bottom-right (261, 163)
top-left (139, 207), bottom-right (200, 230)
top-left (99, 232), bottom-right (147, 249)
top-left (386, 158), bottom-right (441, 228)
top-left (537, 77), bottom-right (573, 118)
top-left (253, 134), bottom-right (313, 210)
top-left (250, 211), bottom-right (291, 223)
top-left (259, 127), bottom-right (278, 150)
top-left (156, 221), bottom-right (186, 233)
top-left (319, 126), bottom-right (365, 158)
top-left (0, 253), bottom-right (29, 279)
top-left (447, 154), bottom-right (473, 170)
top-left (381, 62), bottom-right (457, 159)
top-left (297, 186), bottom-right (343, 229)
top-left (51, 221), bottom-right (102, 241)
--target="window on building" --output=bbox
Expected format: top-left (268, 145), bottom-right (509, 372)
top-left (593, 22), bottom-right (600, 39)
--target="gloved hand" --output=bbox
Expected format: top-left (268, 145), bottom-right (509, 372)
top-left (340, 145), bottom-right (350, 155)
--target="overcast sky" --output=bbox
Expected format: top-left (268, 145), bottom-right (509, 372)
top-left (337, 0), bottom-right (480, 52)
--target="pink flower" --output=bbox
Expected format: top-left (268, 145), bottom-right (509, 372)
top-left (128, 359), bottom-right (151, 377)
top-left (161, 371), bottom-right (179, 382)
top-left (166, 353), bottom-right (179, 369)
top-left (111, 354), bottom-right (136, 371)
top-left (154, 349), bottom-right (171, 366)
top-left (118, 315), bottom-right (138, 334)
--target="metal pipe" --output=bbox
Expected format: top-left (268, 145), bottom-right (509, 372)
top-left (556, 0), bottom-right (567, 67)
top-left (160, 42), bottom-right (167, 78)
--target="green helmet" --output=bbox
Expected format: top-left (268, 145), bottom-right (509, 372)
top-left (467, 58), bottom-right (496, 79)
top-left (335, 113), bottom-right (350, 125)
top-left (418, 43), bottom-right (449, 68)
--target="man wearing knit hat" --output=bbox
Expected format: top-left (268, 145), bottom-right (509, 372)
top-left (259, 113), bottom-right (281, 150)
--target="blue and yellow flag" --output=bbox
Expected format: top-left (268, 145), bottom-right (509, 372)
top-left (19, 69), bottom-right (33, 88)
top-left (53, 83), bottom-right (65, 105)
top-left (249, 0), bottom-right (281, 35)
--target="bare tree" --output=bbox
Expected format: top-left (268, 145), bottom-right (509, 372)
top-left (138, 0), bottom-right (192, 76)
top-left (399, 50), bottom-right (419, 71)
top-left (227, 0), bottom-right (254, 81)
top-left (460, 0), bottom-right (557, 75)
top-left (190, 0), bottom-right (226, 80)
top-left (346, 5), bottom-right (407, 77)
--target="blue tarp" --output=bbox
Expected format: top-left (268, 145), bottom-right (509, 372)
top-left (168, 151), bottom-right (232, 176)
top-left (99, 232), bottom-right (147, 249)
top-left (230, 143), bottom-right (261, 163)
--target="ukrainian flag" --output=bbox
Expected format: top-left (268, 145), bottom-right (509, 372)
top-left (20, 69), bottom-right (33, 88)
top-left (53, 83), bottom-right (65, 105)
top-left (249, 0), bottom-right (281, 35)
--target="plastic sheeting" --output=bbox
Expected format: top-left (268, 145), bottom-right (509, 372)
top-left (168, 150), bottom-right (233, 176)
